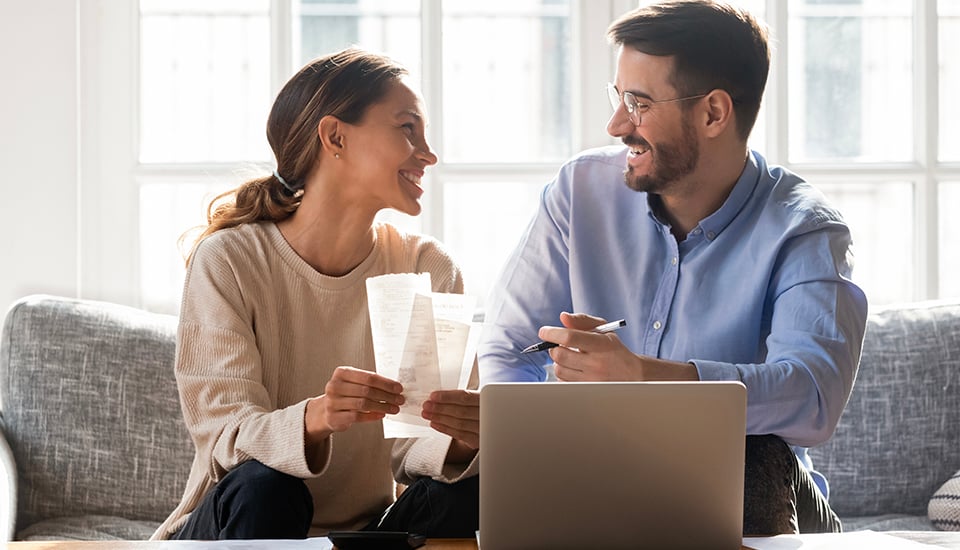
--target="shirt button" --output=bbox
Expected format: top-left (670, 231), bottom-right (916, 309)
top-left (706, 231), bottom-right (716, 240)
top-left (653, 320), bottom-right (662, 330)
top-left (671, 257), bottom-right (678, 265)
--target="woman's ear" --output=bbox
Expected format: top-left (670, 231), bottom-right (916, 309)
top-left (702, 89), bottom-right (735, 138)
top-left (318, 115), bottom-right (345, 156)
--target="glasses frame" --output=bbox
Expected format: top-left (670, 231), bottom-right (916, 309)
top-left (607, 83), bottom-right (708, 126)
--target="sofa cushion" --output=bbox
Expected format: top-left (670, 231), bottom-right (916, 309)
top-left (0, 295), bottom-right (193, 536)
top-left (929, 470), bottom-right (960, 531)
top-left (809, 300), bottom-right (960, 518)
top-left (16, 515), bottom-right (159, 541)
top-left (842, 514), bottom-right (934, 532)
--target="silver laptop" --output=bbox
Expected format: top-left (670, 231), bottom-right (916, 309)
top-left (479, 381), bottom-right (746, 550)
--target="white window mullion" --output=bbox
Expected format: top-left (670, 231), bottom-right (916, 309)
top-left (915, 0), bottom-right (940, 300)
top-left (421, 0), bottom-right (444, 241)
top-left (766, 0), bottom-right (789, 166)
top-left (271, 0), bottom-right (294, 94)
top-left (574, 0), bottom-right (627, 151)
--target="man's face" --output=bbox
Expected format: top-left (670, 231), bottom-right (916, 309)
top-left (606, 46), bottom-right (701, 195)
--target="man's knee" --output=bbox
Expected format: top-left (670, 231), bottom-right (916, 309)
top-left (743, 435), bottom-right (798, 535)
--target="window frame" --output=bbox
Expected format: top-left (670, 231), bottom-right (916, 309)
top-left (761, 0), bottom-right (956, 300)
top-left (79, 0), bottom-right (960, 312)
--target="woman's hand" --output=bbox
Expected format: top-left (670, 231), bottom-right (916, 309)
top-left (422, 389), bottom-right (480, 461)
top-left (306, 366), bottom-right (404, 438)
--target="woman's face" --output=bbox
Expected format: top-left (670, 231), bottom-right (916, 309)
top-left (339, 77), bottom-right (438, 217)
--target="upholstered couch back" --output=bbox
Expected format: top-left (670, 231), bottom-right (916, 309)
top-left (0, 295), bottom-right (192, 538)
top-left (810, 300), bottom-right (960, 521)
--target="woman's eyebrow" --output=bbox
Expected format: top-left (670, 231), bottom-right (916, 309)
top-left (397, 109), bottom-right (429, 128)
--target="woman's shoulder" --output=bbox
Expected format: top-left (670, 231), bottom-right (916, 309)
top-left (186, 223), bottom-right (282, 283)
top-left (193, 222), bottom-right (274, 258)
top-left (377, 222), bottom-right (446, 257)
top-left (376, 222), bottom-right (463, 292)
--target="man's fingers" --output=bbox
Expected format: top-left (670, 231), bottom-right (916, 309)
top-left (553, 362), bottom-right (585, 382)
top-left (559, 311), bottom-right (607, 330)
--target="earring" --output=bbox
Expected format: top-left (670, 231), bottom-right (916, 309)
top-left (335, 153), bottom-right (341, 159)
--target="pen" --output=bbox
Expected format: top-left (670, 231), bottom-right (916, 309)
top-left (520, 318), bottom-right (627, 354)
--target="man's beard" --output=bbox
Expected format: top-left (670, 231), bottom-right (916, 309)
top-left (623, 115), bottom-right (699, 194)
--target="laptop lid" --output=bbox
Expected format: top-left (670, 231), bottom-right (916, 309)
top-left (479, 381), bottom-right (746, 550)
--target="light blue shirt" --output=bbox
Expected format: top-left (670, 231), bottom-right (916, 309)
top-left (478, 146), bottom-right (868, 498)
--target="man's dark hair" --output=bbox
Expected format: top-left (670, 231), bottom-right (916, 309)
top-left (607, 0), bottom-right (770, 140)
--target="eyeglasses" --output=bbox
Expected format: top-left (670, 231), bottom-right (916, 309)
top-left (607, 83), bottom-right (707, 126)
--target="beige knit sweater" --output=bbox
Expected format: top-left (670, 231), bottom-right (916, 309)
top-left (152, 222), bottom-right (479, 539)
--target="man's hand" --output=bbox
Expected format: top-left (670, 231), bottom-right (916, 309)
top-left (421, 389), bottom-right (480, 461)
top-left (540, 312), bottom-right (699, 382)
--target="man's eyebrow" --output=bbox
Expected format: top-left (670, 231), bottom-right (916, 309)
top-left (614, 83), bottom-right (654, 101)
top-left (625, 87), bottom-right (654, 101)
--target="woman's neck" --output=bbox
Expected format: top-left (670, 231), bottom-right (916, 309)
top-left (277, 195), bottom-right (378, 277)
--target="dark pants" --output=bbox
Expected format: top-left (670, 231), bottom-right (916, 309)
top-left (174, 436), bottom-right (836, 540)
top-left (171, 460), bottom-right (479, 540)
top-left (743, 435), bottom-right (842, 535)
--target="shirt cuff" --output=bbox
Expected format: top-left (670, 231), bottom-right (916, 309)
top-left (689, 359), bottom-right (743, 382)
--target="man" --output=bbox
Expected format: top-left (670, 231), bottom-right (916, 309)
top-left (477, 0), bottom-right (868, 535)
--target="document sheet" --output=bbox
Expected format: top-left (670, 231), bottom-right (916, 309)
top-left (366, 272), bottom-right (480, 438)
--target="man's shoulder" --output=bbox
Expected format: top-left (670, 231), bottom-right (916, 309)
top-left (756, 158), bottom-right (847, 230)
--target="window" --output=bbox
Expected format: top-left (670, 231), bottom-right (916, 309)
top-left (135, 0), bottom-right (614, 313)
top-left (765, 0), bottom-right (959, 305)
top-left (105, 0), bottom-right (960, 313)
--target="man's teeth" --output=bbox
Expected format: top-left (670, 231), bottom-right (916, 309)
top-left (401, 172), bottom-right (421, 185)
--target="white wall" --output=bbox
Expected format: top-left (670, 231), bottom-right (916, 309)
top-left (0, 1), bottom-right (81, 315)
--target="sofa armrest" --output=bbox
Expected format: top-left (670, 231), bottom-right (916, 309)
top-left (0, 425), bottom-right (17, 541)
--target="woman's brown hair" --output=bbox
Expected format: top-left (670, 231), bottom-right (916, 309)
top-left (182, 48), bottom-right (407, 264)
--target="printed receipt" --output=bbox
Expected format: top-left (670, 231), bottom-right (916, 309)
top-left (365, 273), bottom-right (481, 438)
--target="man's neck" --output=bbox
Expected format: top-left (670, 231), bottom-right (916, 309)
top-left (657, 147), bottom-right (749, 242)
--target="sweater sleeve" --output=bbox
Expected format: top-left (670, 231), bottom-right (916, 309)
top-left (176, 237), bottom-right (325, 482)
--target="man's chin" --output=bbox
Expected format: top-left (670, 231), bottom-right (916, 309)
top-left (624, 170), bottom-right (663, 193)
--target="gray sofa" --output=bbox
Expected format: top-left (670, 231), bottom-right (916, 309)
top-left (810, 299), bottom-right (960, 531)
top-left (0, 294), bottom-right (958, 540)
top-left (0, 295), bottom-right (190, 540)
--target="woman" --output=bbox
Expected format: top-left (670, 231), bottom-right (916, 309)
top-left (152, 48), bottom-right (479, 541)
